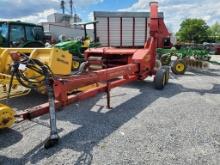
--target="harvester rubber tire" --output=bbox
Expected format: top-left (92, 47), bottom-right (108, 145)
top-left (154, 69), bottom-right (166, 90)
top-left (161, 66), bottom-right (170, 84)
top-left (154, 60), bottom-right (162, 71)
top-left (171, 59), bottom-right (186, 75)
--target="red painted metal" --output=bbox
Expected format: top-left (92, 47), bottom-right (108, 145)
top-left (15, 2), bottom-right (171, 120)
top-left (145, 18), bottom-right (148, 43)
top-left (17, 76), bottom-right (138, 120)
top-left (53, 64), bottom-right (138, 104)
top-left (85, 47), bottom-right (137, 55)
top-left (150, 1), bottom-right (158, 18)
top-left (214, 45), bottom-right (220, 55)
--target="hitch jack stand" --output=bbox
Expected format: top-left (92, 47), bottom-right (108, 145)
top-left (44, 77), bottom-right (59, 149)
top-left (106, 81), bottom-right (112, 109)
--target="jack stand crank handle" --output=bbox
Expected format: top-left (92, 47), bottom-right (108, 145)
top-left (44, 78), bottom-right (59, 149)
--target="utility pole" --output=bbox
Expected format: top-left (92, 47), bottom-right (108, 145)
top-left (70, 0), bottom-right (73, 16)
top-left (60, 0), bottom-right (65, 14)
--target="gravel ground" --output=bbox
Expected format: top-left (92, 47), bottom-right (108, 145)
top-left (0, 58), bottom-right (220, 165)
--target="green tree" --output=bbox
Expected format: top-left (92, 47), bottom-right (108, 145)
top-left (208, 22), bottom-right (220, 42)
top-left (176, 18), bottom-right (209, 43)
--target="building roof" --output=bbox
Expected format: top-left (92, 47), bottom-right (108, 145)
top-left (0, 21), bottom-right (40, 26)
top-left (94, 11), bottom-right (164, 18)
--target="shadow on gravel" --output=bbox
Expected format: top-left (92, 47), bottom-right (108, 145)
top-left (1, 68), bottom-right (220, 164)
top-left (0, 91), bottom-right (47, 111)
top-left (0, 129), bottom-right (23, 149)
top-left (187, 69), bottom-right (220, 77)
top-left (0, 65), bottom-right (220, 165)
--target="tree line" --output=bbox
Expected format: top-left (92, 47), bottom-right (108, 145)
top-left (176, 18), bottom-right (220, 44)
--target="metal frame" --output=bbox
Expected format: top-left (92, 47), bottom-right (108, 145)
top-left (15, 1), bottom-right (169, 121)
top-left (6, 2), bottom-right (171, 148)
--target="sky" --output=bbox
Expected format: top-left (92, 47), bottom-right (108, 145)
top-left (0, 0), bottom-right (220, 32)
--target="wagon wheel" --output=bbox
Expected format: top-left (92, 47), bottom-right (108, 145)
top-left (154, 68), bottom-right (167, 90)
top-left (171, 59), bottom-right (186, 75)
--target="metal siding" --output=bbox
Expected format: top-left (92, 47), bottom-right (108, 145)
top-left (95, 14), bottom-right (149, 47)
top-left (109, 18), bottom-right (120, 46)
top-left (122, 18), bottom-right (133, 46)
top-left (96, 17), bottom-right (108, 46)
top-left (43, 24), bottom-right (50, 32)
top-left (135, 18), bottom-right (146, 46)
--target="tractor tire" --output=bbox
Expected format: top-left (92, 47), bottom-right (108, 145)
top-left (20, 41), bottom-right (45, 48)
top-left (160, 54), bottom-right (171, 66)
top-left (72, 56), bottom-right (85, 70)
top-left (171, 59), bottom-right (186, 75)
top-left (72, 60), bottom-right (80, 70)
top-left (154, 68), bottom-right (167, 90)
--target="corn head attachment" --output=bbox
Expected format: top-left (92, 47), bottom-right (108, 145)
top-left (0, 73), bottom-right (30, 100)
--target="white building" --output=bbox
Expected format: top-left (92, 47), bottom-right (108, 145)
top-left (41, 13), bottom-right (94, 41)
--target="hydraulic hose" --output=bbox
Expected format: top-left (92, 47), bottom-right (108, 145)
top-left (9, 53), bottom-right (54, 91)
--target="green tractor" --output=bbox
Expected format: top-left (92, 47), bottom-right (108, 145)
top-left (55, 21), bottom-right (100, 69)
top-left (157, 46), bottom-right (211, 75)
top-left (0, 21), bottom-right (45, 48)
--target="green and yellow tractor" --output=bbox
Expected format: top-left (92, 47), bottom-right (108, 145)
top-left (0, 21), bottom-right (45, 48)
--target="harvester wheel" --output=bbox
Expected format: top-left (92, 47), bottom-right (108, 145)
top-left (0, 104), bottom-right (15, 129)
top-left (154, 69), bottom-right (167, 90)
top-left (171, 59), bottom-right (186, 75)
top-left (161, 66), bottom-right (170, 84)
top-left (154, 60), bottom-right (162, 71)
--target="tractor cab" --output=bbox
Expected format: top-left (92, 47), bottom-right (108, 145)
top-left (0, 21), bottom-right (45, 48)
top-left (73, 21), bottom-right (100, 50)
top-left (163, 37), bottom-right (172, 48)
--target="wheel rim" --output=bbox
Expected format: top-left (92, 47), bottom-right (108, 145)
top-left (72, 61), bottom-right (80, 69)
top-left (175, 63), bottom-right (185, 72)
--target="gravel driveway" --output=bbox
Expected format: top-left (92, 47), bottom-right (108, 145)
top-left (0, 60), bottom-right (220, 165)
